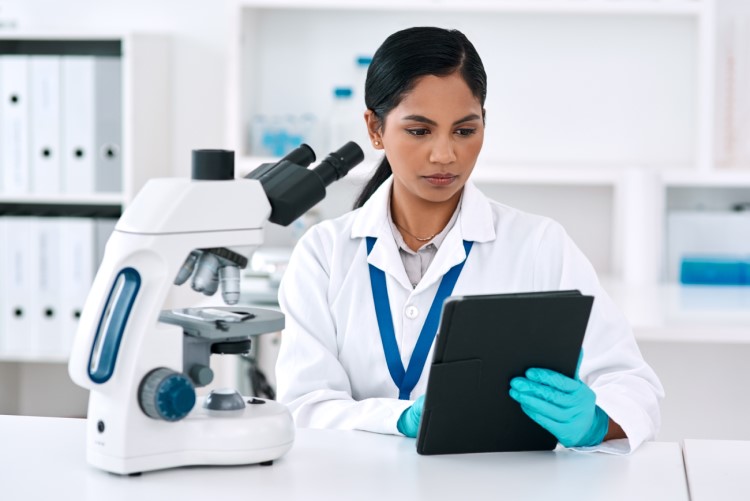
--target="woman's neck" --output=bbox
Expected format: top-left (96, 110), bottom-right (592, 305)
top-left (390, 181), bottom-right (462, 252)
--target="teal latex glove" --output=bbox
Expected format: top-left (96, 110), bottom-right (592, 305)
top-left (397, 395), bottom-right (425, 438)
top-left (509, 368), bottom-right (609, 448)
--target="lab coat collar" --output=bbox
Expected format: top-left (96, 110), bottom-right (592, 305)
top-left (351, 176), bottom-right (496, 292)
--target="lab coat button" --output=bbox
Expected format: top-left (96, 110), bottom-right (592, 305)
top-left (405, 305), bottom-right (419, 319)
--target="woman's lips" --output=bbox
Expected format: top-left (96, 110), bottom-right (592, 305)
top-left (423, 174), bottom-right (458, 186)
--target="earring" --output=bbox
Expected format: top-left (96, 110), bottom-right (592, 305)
top-left (374, 140), bottom-right (380, 146)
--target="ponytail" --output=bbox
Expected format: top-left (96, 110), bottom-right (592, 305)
top-left (353, 157), bottom-right (392, 209)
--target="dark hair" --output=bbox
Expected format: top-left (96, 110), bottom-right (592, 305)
top-left (353, 26), bottom-right (488, 209)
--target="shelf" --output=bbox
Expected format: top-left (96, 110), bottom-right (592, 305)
top-left (237, 0), bottom-right (708, 16)
top-left (661, 169), bottom-right (750, 187)
top-left (230, 3), bottom-right (710, 173)
top-left (0, 193), bottom-right (124, 206)
top-left (600, 278), bottom-right (750, 344)
top-left (0, 354), bottom-right (68, 364)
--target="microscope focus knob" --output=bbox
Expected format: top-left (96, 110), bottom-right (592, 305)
top-left (138, 368), bottom-right (196, 421)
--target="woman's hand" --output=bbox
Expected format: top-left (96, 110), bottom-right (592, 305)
top-left (397, 395), bottom-right (425, 438)
top-left (509, 368), bottom-right (609, 448)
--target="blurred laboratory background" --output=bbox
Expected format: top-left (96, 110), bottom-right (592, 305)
top-left (0, 0), bottom-right (749, 443)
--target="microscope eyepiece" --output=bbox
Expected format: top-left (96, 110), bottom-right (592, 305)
top-left (312, 142), bottom-right (365, 187)
top-left (245, 141), bottom-right (365, 226)
top-left (280, 143), bottom-right (316, 168)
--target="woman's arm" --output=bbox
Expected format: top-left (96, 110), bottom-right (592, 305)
top-left (276, 227), bottom-right (412, 434)
top-left (605, 419), bottom-right (626, 441)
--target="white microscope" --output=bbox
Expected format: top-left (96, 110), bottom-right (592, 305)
top-left (68, 143), bottom-right (364, 475)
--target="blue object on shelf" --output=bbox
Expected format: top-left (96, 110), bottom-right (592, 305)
top-left (680, 256), bottom-right (749, 285)
top-left (356, 55), bottom-right (373, 67)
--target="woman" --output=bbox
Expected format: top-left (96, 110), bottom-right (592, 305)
top-left (275, 26), bottom-right (663, 454)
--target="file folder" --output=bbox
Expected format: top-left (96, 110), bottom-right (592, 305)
top-left (30, 56), bottom-right (62, 196)
top-left (0, 55), bottom-right (31, 195)
top-left (61, 56), bottom-right (95, 195)
top-left (58, 217), bottom-right (95, 355)
top-left (0, 217), bottom-right (7, 354)
top-left (0, 216), bottom-right (39, 357)
top-left (94, 57), bottom-right (122, 193)
top-left (36, 218), bottom-right (64, 357)
top-left (416, 290), bottom-right (594, 455)
top-left (94, 217), bottom-right (117, 266)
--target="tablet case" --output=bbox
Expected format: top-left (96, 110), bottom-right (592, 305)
top-left (416, 290), bottom-right (594, 455)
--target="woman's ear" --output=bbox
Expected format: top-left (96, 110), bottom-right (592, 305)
top-left (364, 110), bottom-right (383, 149)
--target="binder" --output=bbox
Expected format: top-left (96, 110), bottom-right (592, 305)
top-left (36, 218), bottom-right (64, 357)
top-left (94, 217), bottom-right (118, 266)
top-left (0, 217), bottom-right (6, 354)
top-left (0, 55), bottom-right (31, 195)
top-left (0, 216), bottom-right (39, 357)
top-left (58, 217), bottom-right (95, 355)
top-left (94, 57), bottom-right (122, 193)
top-left (61, 56), bottom-right (95, 195)
top-left (30, 56), bottom-right (63, 196)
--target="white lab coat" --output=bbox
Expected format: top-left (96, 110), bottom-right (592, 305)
top-left (276, 177), bottom-right (664, 454)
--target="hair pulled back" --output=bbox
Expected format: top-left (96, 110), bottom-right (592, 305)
top-left (353, 26), bottom-right (487, 209)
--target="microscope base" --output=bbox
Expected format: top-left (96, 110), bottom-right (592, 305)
top-left (85, 396), bottom-right (295, 475)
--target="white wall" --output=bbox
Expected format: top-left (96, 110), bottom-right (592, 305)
top-left (1, 0), bottom-right (231, 177)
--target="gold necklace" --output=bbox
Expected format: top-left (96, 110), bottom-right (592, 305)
top-left (394, 220), bottom-right (436, 242)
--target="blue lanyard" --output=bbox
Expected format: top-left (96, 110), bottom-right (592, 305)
top-left (366, 237), bottom-right (473, 400)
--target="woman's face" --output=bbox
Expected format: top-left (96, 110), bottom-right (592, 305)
top-left (367, 72), bottom-right (485, 205)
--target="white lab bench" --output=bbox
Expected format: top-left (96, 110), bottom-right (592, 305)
top-left (0, 415), bottom-right (688, 501)
top-left (682, 439), bottom-right (750, 501)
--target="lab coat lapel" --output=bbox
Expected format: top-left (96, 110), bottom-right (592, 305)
top-left (351, 177), bottom-right (413, 291)
top-left (350, 177), bottom-right (497, 293)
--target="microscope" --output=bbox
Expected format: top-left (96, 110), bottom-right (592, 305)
top-left (68, 142), bottom-right (364, 475)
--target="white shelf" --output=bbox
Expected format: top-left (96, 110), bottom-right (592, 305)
top-left (0, 354), bottom-right (67, 363)
top-left (601, 278), bottom-right (750, 344)
top-left (236, 0), bottom-right (708, 16)
top-left (0, 193), bottom-right (124, 206)
top-left (661, 169), bottom-right (750, 187)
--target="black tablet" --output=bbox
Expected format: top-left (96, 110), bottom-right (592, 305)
top-left (416, 290), bottom-right (594, 455)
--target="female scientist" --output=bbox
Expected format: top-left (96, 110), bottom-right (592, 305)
top-left (275, 26), bottom-right (663, 454)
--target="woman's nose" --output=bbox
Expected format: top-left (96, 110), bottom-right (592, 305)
top-left (429, 136), bottom-right (457, 164)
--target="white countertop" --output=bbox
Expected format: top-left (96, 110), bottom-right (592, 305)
top-left (683, 439), bottom-right (750, 501)
top-left (0, 415), bottom-right (689, 501)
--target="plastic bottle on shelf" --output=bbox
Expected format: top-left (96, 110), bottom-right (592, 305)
top-left (299, 112), bottom-right (324, 155)
top-left (328, 85), bottom-right (371, 165)
top-left (354, 55), bottom-right (373, 111)
top-left (263, 115), bottom-right (288, 157)
top-left (284, 114), bottom-right (303, 154)
top-left (328, 86), bottom-right (358, 153)
top-left (354, 56), bottom-right (375, 162)
top-left (249, 114), bottom-right (267, 156)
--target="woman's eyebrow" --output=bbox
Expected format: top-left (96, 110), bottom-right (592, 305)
top-left (401, 114), bottom-right (482, 126)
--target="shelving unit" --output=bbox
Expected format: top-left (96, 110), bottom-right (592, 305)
top-left (226, 0), bottom-right (736, 285)
top-left (0, 31), bottom-right (172, 208)
top-left (0, 32), bottom-right (171, 414)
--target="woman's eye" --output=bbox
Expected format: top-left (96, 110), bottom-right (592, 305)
top-left (406, 128), bottom-right (430, 136)
top-left (455, 128), bottom-right (476, 137)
